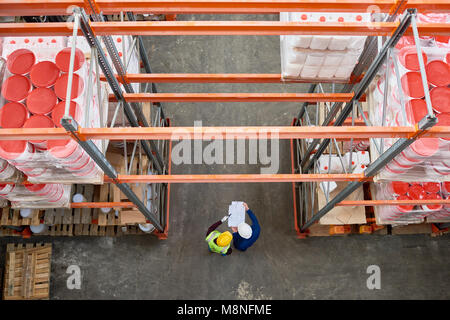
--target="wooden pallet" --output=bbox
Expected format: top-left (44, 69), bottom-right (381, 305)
top-left (40, 224), bottom-right (146, 237)
top-left (3, 243), bottom-right (51, 300)
top-left (0, 208), bottom-right (42, 226)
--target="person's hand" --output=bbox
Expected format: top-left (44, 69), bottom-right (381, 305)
top-left (221, 215), bottom-right (229, 223)
top-left (243, 202), bottom-right (249, 211)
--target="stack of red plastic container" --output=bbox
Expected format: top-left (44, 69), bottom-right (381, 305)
top-left (379, 181), bottom-right (449, 222)
top-left (0, 47), bottom-right (98, 179)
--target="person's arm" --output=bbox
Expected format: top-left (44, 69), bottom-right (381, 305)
top-left (246, 210), bottom-right (259, 229)
top-left (206, 220), bottom-right (222, 237)
top-left (206, 215), bottom-right (229, 237)
top-left (246, 209), bottom-right (261, 240)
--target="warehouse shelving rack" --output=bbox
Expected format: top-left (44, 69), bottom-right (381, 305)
top-left (0, 0), bottom-right (449, 238)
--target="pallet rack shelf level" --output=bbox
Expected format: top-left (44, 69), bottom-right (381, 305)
top-left (1, 21), bottom-right (449, 37)
top-left (0, 1), bottom-right (449, 238)
top-left (1, 0), bottom-right (449, 16)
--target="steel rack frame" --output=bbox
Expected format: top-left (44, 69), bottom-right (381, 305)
top-left (0, 1), bottom-right (449, 239)
top-left (292, 9), bottom-right (449, 237)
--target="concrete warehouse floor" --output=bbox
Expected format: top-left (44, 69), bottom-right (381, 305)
top-left (1, 14), bottom-right (450, 300)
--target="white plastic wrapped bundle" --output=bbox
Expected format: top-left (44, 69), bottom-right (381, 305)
top-left (371, 41), bottom-right (450, 182)
top-left (280, 12), bottom-right (369, 81)
top-left (0, 44), bottom-right (105, 184)
top-left (318, 155), bottom-right (343, 173)
top-left (0, 158), bottom-right (17, 180)
top-left (0, 183), bottom-right (71, 208)
top-left (373, 181), bottom-right (450, 223)
top-left (317, 151), bottom-right (370, 174)
top-left (1, 36), bottom-right (67, 61)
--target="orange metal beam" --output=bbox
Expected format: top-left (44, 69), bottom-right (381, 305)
top-left (112, 92), bottom-right (354, 103)
top-left (70, 202), bottom-right (135, 208)
top-left (1, 126), bottom-right (450, 140)
top-left (337, 199), bottom-right (450, 206)
top-left (0, 22), bottom-right (75, 37)
top-left (103, 73), bottom-right (351, 84)
top-left (1, 1), bottom-right (449, 16)
top-left (105, 173), bottom-right (368, 183)
top-left (1, 21), bottom-right (448, 37)
top-left (104, 73), bottom-right (280, 83)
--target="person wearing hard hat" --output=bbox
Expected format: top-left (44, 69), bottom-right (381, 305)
top-left (231, 202), bottom-right (260, 251)
top-left (205, 214), bottom-right (233, 256)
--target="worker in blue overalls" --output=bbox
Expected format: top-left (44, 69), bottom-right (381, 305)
top-left (230, 202), bottom-right (260, 251)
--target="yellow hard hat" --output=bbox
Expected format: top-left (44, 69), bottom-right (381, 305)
top-left (217, 231), bottom-right (232, 247)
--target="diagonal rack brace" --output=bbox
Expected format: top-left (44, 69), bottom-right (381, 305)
top-left (126, 11), bottom-right (168, 126)
top-left (300, 114), bottom-right (438, 232)
top-left (76, 7), bottom-right (166, 174)
top-left (301, 9), bottom-right (415, 172)
top-left (61, 116), bottom-right (164, 232)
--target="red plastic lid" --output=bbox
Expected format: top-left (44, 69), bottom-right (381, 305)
top-left (301, 14), bottom-right (308, 20)
top-left (319, 16), bottom-right (326, 22)
top-left (55, 48), bottom-right (86, 73)
top-left (23, 115), bottom-right (54, 143)
top-left (356, 15), bottom-right (363, 21)
top-left (408, 184), bottom-right (426, 200)
top-left (405, 99), bottom-right (427, 124)
top-left (391, 158), bottom-right (412, 169)
top-left (70, 155), bottom-right (91, 171)
top-left (396, 195), bottom-right (414, 212)
top-left (430, 86), bottom-right (450, 113)
top-left (401, 72), bottom-right (425, 98)
top-left (435, 36), bottom-right (450, 44)
top-left (385, 163), bottom-right (405, 174)
top-left (391, 181), bottom-right (409, 195)
top-left (0, 102), bottom-right (28, 128)
top-left (436, 113), bottom-right (450, 141)
top-left (30, 61), bottom-right (60, 88)
top-left (338, 17), bottom-right (344, 22)
top-left (1, 75), bottom-right (32, 102)
top-left (0, 140), bottom-right (28, 160)
top-left (398, 47), bottom-right (427, 71)
top-left (444, 181), bottom-right (450, 193)
top-left (409, 138), bottom-right (439, 157)
top-left (54, 73), bottom-right (84, 100)
top-left (47, 139), bottom-right (78, 159)
top-left (424, 192), bottom-right (443, 210)
top-left (24, 184), bottom-right (47, 192)
top-left (26, 88), bottom-right (57, 115)
top-left (6, 49), bottom-right (36, 75)
top-left (423, 182), bottom-right (440, 193)
top-left (51, 101), bottom-right (81, 128)
top-left (426, 60), bottom-right (450, 87)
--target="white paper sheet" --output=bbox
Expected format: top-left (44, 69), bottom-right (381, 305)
top-left (227, 201), bottom-right (245, 227)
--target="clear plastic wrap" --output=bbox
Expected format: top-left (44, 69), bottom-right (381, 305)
top-left (0, 38), bottom-right (107, 184)
top-left (369, 38), bottom-right (450, 182)
top-left (317, 151), bottom-right (370, 174)
top-left (0, 183), bottom-right (71, 209)
top-left (373, 181), bottom-right (450, 224)
top-left (280, 12), bottom-right (369, 81)
top-left (68, 34), bottom-right (140, 94)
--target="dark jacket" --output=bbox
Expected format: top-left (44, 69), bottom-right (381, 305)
top-left (232, 209), bottom-right (260, 251)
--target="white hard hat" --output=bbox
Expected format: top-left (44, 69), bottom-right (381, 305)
top-left (238, 222), bottom-right (252, 239)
